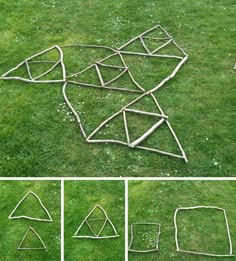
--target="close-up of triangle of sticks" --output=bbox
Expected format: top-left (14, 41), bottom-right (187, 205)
top-left (0, 24), bottom-right (189, 162)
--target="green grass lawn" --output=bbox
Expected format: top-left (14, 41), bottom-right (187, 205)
top-left (0, 181), bottom-right (61, 261)
top-left (64, 180), bottom-right (125, 260)
top-left (0, 0), bottom-right (235, 177)
top-left (128, 181), bottom-right (236, 260)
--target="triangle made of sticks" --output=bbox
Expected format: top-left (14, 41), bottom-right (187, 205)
top-left (17, 226), bottom-right (47, 251)
top-left (1, 45), bottom-right (66, 82)
top-left (8, 190), bottom-right (53, 222)
top-left (73, 205), bottom-right (119, 239)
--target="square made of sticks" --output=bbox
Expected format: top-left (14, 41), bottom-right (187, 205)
top-left (174, 206), bottom-right (234, 257)
top-left (129, 223), bottom-right (161, 253)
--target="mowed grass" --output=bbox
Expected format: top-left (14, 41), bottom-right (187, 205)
top-left (0, 0), bottom-right (235, 177)
top-left (64, 181), bottom-right (125, 261)
top-left (0, 181), bottom-right (61, 261)
top-left (128, 181), bottom-right (236, 260)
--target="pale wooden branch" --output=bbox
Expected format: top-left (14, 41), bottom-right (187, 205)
top-left (139, 36), bottom-right (151, 54)
top-left (68, 80), bottom-right (142, 93)
top-left (130, 118), bottom-right (165, 147)
top-left (125, 108), bottom-right (168, 119)
top-left (118, 51), bottom-right (183, 60)
top-left (95, 64), bottom-right (104, 86)
top-left (62, 82), bottom-right (87, 138)
top-left (123, 110), bottom-right (130, 145)
top-left (104, 67), bottom-right (128, 86)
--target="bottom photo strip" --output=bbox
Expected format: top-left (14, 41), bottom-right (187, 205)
top-left (0, 179), bottom-right (235, 260)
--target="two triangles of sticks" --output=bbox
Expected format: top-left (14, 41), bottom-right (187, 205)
top-left (8, 190), bottom-right (53, 251)
top-left (119, 25), bottom-right (186, 59)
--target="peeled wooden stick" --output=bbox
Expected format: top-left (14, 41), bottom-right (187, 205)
top-left (104, 67), bottom-right (128, 86)
top-left (139, 36), bottom-right (151, 54)
top-left (96, 62), bottom-right (126, 70)
top-left (95, 64), bottom-right (104, 86)
top-left (67, 63), bottom-right (95, 79)
top-left (62, 82), bottom-right (87, 138)
top-left (151, 38), bottom-right (173, 54)
top-left (25, 60), bottom-right (34, 81)
top-left (150, 93), bottom-right (166, 115)
top-left (130, 118), bottom-right (165, 147)
top-left (166, 120), bottom-right (188, 163)
top-left (172, 40), bottom-right (188, 57)
top-left (125, 108), bottom-right (168, 119)
top-left (33, 60), bottom-right (61, 80)
top-left (87, 139), bottom-right (128, 146)
top-left (68, 80), bottom-right (142, 93)
top-left (57, 45), bottom-right (66, 80)
top-left (159, 24), bottom-right (172, 38)
top-left (0, 76), bottom-right (65, 83)
top-left (118, 51), bottom-right (183, 60)
top-left (136, 145), bottom-right (184, 159)
top-left (149, 55), bottom-right (188, 93)
top-left (123, 110), bottom-right (130, 145)
top-left (28, 61), bottom-right (57, 64)
top-left (142, 36), bottom-right (171, 40)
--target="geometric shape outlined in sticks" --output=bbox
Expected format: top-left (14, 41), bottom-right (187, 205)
top-left (73, 205), bottom-right (119, 239)
top-left (17, 226), bottom-right (47, 251)
top-left (174, 206), bottom-right (234, 257)
top-left (8, 190), bottom-right (53, 222)
top-left (0, 24), bottom-right (189, 162)
top-left (128, 223), bottom-right (161, 253)
top-left (1, 45), bottom-right (66, 83)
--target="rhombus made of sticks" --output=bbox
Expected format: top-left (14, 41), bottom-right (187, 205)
top-left (0, 25), bottom-right (189, 162)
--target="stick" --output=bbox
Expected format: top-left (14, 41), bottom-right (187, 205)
top-left (95, 64), bottom-right (104, 86)
top-left (139, 36), bottom-right (151, 54)
top-left (149, 55), bottom-right (188, 93)
top-left (68, 80), bottom-right (142, 93)
top-left (104, 67), bottom-right (128, 86)
top-left (130, 118), bottom-right (165, 147)
top-left (119, 50), bottom-right (183, 60)
top-left (62, 82), bottom-right (87, 138)
top-left (151, 39), bottom-right (173, 54)
top-left (123, 110), bottom-right (130, 145)
top-left (124, 108), bottom-right (168, 119)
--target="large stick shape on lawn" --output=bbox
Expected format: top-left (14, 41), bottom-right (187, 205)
top-left (0, 24), bottom-right (189, 162)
